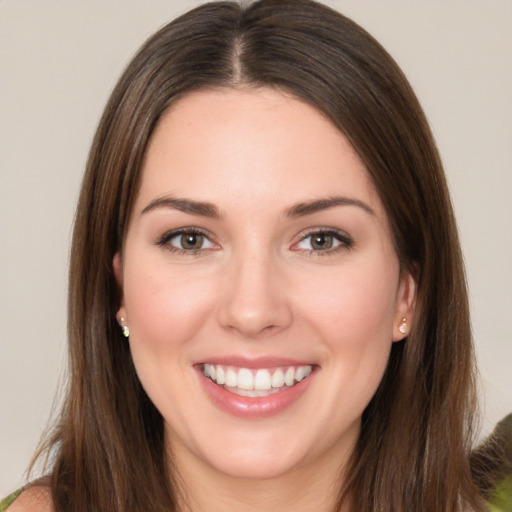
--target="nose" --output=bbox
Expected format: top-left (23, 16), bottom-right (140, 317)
top-left (216, 251), bottom-right (293, 339)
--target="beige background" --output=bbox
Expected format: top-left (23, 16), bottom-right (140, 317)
top-left (1, 0), bottom-right (511, 496)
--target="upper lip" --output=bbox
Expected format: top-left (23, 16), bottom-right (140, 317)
top-left (193, 355), bottom-right (316, 369)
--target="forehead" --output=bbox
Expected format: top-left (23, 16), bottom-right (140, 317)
top-left (137, 87), bottom-right (384, 218)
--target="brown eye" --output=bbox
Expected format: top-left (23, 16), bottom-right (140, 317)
top-left (310, 233), bottom-right (334, 250)
top-left (158, 229), bottom-right (215, 253)
top-left (295, 229), bottom-right (353, 254)
top-left (181, 233), bottom-right (204, 250)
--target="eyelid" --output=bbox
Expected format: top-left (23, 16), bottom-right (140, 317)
top-left (155, 226), bottom-right (352, 256)
top-left (291, 227), bottom-right (354, 254)
top-left (156, 226), bottom-right (219, 254)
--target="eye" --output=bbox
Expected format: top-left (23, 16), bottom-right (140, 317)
top-left (294, 229), bottom-right (353, 254)
top-left (157, 228), bottom-right (216, 254)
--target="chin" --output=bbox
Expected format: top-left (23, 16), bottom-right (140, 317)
top-left (204, 450), bottom-right (303, 480)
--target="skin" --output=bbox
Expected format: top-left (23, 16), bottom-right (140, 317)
top-left (8, 487), bottom-right (53, 512)
top-left (114, 87), bottom-right (416, 512)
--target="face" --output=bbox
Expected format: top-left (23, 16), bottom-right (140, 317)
top-left (114, 88), bottom-right (415, 483)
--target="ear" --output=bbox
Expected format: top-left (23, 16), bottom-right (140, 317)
top-left (392, 270), bottom-right (417, 342)
top-left (113, 252), bottom-right (127, 324)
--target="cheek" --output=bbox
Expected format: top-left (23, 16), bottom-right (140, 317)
top-left (123, 262), bottom-right (219, 355)
top-left (300, 259), bottom-right (399, 395)
top-left (303, 260), bottom-right (399, 341)
top-left (122, 263), bottom-right (220, 417)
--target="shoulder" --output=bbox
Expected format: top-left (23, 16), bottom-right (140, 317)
top-left (2, 486), bottom-right (53, 512)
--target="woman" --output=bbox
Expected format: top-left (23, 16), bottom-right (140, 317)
top-left (2, 0), bottom-right (500, 510)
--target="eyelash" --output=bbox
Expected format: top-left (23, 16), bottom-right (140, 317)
top-left (294, 228), bottom-right (354, 256)
top-left (156, 227), bottom-right (354, 256)
top-left (156, 227), bottom-right (215, 256)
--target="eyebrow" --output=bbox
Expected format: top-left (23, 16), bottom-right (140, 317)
top-left (284, 196), bottom-right (375, 218)
top-left (140, 194), bottom-right (374, 219)
top-left (141, 196), bottom-right (222, 219)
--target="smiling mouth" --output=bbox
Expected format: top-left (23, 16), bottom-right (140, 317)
top-left (202, 364), bottom-right (314, 397)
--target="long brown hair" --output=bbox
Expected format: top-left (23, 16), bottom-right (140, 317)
top-left (32, 1), bottom-right (484, 510)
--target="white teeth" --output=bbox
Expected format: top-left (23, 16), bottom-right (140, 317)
top-left (237, 369), bottom-right (254, 390)
top-left (296, 365), bottom-right (312, 381)
top-left (216, 366), bottom-right (226, 385)
top-left (228, 387), bottom-right (282, 397)
top-left (254, 369), bottom-right (272, 390)
top-left (225, 368), bottom-right (237, 387)
top-left (271, 368), bottom-right (285, 388)
top-left (202, 364), bottom-right (313, 392)
top-left (284, 367), bottom-right (295, 386)
top-left (295, 366), bottom-right (306, 382)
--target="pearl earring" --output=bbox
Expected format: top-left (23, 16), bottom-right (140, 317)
top-left (398, 317), bottom-right (407, 334)
top-left (120, 317), bottom-right (130, 338)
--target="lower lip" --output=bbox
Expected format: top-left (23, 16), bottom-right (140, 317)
top-left (197, 367), bottom-right (316, 419)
